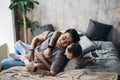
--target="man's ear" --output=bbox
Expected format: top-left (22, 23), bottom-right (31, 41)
top-left (71, 53), bottom-right (74, 58)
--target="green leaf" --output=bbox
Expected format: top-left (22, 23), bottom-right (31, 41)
top-left (9, 0), bottom-right (40, 28)
top-left (19, 1), bottom-right (25, 12)
top-left (17, 2), bottom-right (23, 12)
top-left (31, 21), bottom-right (39, 26)
top-left (9, 2), bottom-right (17, 10)
top-left (29, 2), bottom-right (34, 9)
top-left (33, 1), bottom-right (39, 5)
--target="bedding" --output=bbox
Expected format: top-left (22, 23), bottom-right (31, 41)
top-left (84, 41), bottom-right (120, 75)
top-left (0, 41), bottom-right (119, 80)
top-left (0, 66), bottom-right (118, 80)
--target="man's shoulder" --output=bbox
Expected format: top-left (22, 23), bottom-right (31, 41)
top-left (46, 31), bottom-right (54, 39)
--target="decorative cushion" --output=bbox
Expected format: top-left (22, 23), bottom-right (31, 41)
top-left (85, 19), bottom-right (112, 41)
top-left (79, 36), bottom-right (97, 54)
top-left (31, 24), bottom-right (55, 37)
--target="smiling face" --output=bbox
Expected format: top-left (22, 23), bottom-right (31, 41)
top-left (64, 50), bottom-right (73, 59)
top-left (56, 32), bottom-right (73, 48)
top-left (64, 44), bottom-right (73, 59)
top-left (64, 43), bottom-right (82, 60)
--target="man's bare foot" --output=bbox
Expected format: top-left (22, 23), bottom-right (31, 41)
top-left (26, 61), bottom-right (36, 72)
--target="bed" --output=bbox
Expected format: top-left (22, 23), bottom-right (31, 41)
top-left (0, 41), bottom-right (119, 80)
top-left (0, 21), bottom-right (120, 80)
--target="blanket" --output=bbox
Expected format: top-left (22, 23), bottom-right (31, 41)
top-left (0, 66), bottom-right (118, 80)
top-left (84, 41), bottom-right (120, 74)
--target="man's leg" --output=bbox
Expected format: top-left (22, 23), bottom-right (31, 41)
top-left (1, 59), bottom-right (25, 69)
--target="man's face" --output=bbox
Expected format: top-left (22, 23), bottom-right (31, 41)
top-left (57, 32), bottom-right (73, 48)
top-left (64, 46), bottom-right (73, 59)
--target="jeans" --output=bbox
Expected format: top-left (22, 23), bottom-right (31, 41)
top-left (1, 40), bottom-right (30, 69)
top-left (1, 59), bottom-right (25, 69)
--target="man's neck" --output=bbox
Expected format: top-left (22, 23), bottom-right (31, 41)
top-left (72, 56), bottom-right (81, 61)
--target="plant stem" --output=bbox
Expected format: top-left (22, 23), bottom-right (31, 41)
top-left (23, 13), bottom-right (28, 43)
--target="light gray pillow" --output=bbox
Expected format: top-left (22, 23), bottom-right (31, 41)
top-left (79, 36), bottom-right (97, 54)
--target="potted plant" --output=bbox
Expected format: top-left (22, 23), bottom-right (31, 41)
top-left (9, 0), bottom-right (39, 43)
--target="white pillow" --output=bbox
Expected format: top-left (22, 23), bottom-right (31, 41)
top-left (79, 36), bottom-right (97, 54)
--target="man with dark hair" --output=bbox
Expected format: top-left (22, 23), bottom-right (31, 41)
top-left (1, 29), bottom-right (80, 76)
top-left (64, 43), bottom-right (95, 71)
top-left (65, 29), bottom-right (80, 43)
top-left (65, 43), bottom-right (82, 59)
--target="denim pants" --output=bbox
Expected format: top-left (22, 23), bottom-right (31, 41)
top-left (1, 40), bottom-right (30, 69)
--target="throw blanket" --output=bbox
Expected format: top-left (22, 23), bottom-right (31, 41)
top-left (0, 66), bottom-right (118, 80)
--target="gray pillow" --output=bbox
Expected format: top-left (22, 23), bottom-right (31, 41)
top-left (85, 19), bottom-right (112, 41)
top-left (31, 24), bottom-right (55, 37)
top-left (79, 36), bottom-right (97, 54)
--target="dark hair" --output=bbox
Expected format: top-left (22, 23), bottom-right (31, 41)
top-left (65, 29), bottom-right (80, 43)
top-left (67, 43), bottom-right (82, 58)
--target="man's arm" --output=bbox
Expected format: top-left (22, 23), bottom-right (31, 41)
top-left (48, 31), bottom-right (61, 47)
top-left (36, 55), bottom-right (66, 76)
top-left (35, 56), bottom-right (65, 76)
top-left (36, 52), bottom-right (51, 70)
top-left (30, 31), bottom-right (50, 50)
top-left (44, 31), bottom-right (61, 58)
top-left (27, 31), bottom-right (49, 61)
top-left (36, 68), bottom-right (57, 76)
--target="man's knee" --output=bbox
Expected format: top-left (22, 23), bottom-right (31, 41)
top-left (1, 59), bottom-right (25, 69)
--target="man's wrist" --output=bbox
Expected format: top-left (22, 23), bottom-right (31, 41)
top-left (29, 49), bottom-right (34, 51)
top-left (29, 49), bottom-right (34, 53)
top-left (48, 45), bottom-right (53, 49)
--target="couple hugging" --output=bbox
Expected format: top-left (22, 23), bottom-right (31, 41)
top-left (1, 29), bottom-right (95, 76)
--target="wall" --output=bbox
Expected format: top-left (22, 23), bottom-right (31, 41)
top-left (27, 0), bottom-right (120, 53)
top-left (0, 0), bottom-right (16, 53)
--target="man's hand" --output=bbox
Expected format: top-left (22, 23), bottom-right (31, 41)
top-left (35, 51), bottom-right (51, 70)
top-left (27, 50), bottom-right (34, 61)
top-left (43, 48), bottom-right (52, 58)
